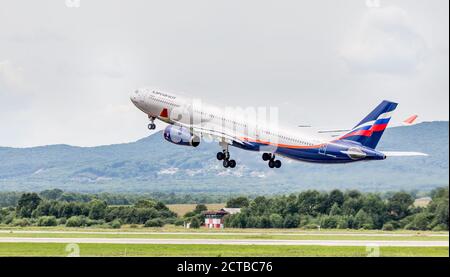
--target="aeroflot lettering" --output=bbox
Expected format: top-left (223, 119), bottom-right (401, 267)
top-left (152, 90), bottom-right (176, 100)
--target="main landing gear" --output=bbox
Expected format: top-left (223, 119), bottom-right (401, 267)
top-left (217, 143), bottom-right (236, 168)
top-left (262, 153), bottom-right (282, 168)
top-left (148, 116), bottom-right (156, 130)
top-left (217, 150), bottom-right (237, 168)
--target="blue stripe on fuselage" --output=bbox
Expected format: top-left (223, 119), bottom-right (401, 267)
top-left (231, 141), bottom-right (370, 163)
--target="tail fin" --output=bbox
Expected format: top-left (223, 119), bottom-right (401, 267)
top-left (339, 100), bottom-right (398, 149)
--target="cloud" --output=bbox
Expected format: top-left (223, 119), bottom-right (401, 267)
top-left (341, 6), bottom-right (427, 74)
top-left (0, 1), bottom-right (447, 147)
top-left (158, 167), bottom-right (179, 175)
top-left (0, 60), bottom-right (25, 88)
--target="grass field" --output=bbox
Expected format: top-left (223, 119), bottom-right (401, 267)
top-left (0, 243), bottom-right (447, 257)
top-left (167, 203), bottom-right (225, 216)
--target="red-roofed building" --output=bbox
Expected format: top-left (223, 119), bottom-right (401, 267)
top-left (203, 208), bottom-right (241, 229)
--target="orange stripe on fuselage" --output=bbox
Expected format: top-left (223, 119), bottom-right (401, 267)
top-left (240, 137), bottom-right (325, 149)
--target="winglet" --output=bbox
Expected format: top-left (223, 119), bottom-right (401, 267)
top-left (402, 115), bottom-right (418, 126)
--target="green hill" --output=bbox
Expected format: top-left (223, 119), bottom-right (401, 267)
top-left (0, 121), bottom-right (448, 194)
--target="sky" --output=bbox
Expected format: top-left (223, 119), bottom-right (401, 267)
top-left (0, 0), bottom-right (448, 147)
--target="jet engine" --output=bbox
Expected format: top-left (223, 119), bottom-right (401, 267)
top-left (163, 125), bottom-right (200, 147)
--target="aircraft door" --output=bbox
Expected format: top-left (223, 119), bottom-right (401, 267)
top-left (318, 144), bottom-right (327, 155)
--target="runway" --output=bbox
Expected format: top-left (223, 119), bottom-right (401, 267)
top-left (0, 237), bottom-right (447, 247)
top-left (1, 230), bottom-right (448, 237)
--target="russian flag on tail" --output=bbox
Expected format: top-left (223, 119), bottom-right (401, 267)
top-left (339, 100), bottom-right (398, 149)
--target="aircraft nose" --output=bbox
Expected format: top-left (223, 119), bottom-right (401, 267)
top-left (130, 89), bottom-right (139, 103)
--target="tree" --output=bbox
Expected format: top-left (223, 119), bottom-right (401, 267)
top-left (428, 187), bottom-right (449, 230)
top-left (336, 215), bottom-right (352, 229)
top-left (433, 199), bottom-right (449, 229)
top-left (11, 218), bottom-right (31, 227)
top-left (145, 218), bottom-right (164, 227)
top-left (228, 213), bottom-right (248, 228)
top-left (66, 216), bottom-right (87, 227)
top-left (39, 189), bottom-right (63, 200)
top-left (153, 201), bottom-right (167, 211)
top-left (246, 216), bottom-right (259, 228)
top-left (297, 190), bottom-right (322, 216)
top-left (430, 187), bottom-right (449, 200)
top-left (110, 219), bottom-right (122, 229)
top-left (353, 209), bottom-right (374, 229)
top-left (194, 204), bottom-right (208, 214)
top-left (88, 200), bottom-right (107, 220)
top-left (382, 223), bottom-right (395, 231)
top-left (270, 197), bottom-right (288, 215)
top-left (342, 197), bottom-right (363, 216)
top-left (249, 196), bottom-right (271, 216)
top-left (134, 199), bottom-right (157, 209)
top-left (259, 215), bottom-right (271, 228)
top-left (329, 203), bottom-right (342, 216)
top-left (226, 197), bottom-right (250, 208)
top-left (190, 217), bottom-right (201, 228)
top-left (269, 214), bottom-right (283, 228)
top-left (347, 190), bottom-right (362, 199)
top-left (283, 214), bottom-right (300, 228)
top-left (328, 190), bottom-right (345, 207)
top-left (320, 215), bottom-right (339, 229)
top-left (16, 193), bottom-right (42, 218)
top-left (32, 201), bottom-right (52, 218)
top-left (37, 216), bottom-right (57, 226)
top-left (406, 212), bottom-right (433, 230)
top-left (136, 207), bottom-right (158, 223)
top-left (387, 192), bottom-right (414, 220)
top-left (362, 193), bottom-right (387, 229)
top-left (285, 194), bottom-right (298, 214)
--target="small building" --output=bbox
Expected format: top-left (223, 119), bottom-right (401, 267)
top-left (221, 208), bottom-right (241, 215)
top-left (203, 208), bottom-right (241, 229)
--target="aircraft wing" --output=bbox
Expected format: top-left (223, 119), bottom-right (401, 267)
top-left (381, 151), bottom-right (428, 157)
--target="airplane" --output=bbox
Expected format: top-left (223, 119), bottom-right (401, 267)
top-left (130, 88), bottom-right (427, 169)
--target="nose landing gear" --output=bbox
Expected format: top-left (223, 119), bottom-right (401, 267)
top-left (148, 116), bottom-right (156, 130)
top-left (262, 153), bottom-right (282, 168)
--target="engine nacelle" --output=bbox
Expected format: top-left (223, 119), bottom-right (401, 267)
top-left (163, 125), bottom-right (200, 147)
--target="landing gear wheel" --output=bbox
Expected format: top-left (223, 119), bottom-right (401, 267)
top-left (274, 160), bottom-right (282, 168)
top-left (147, 116), bottom-right (156, 130)
top-left (268, 160), bottom-right (275, 168)
top-left (223, 160), bottom-right (230, 168)
top-left (228, 160), bottom-right (236, 168)
top-left (262, 153), bottom-right (272, 161)
top-left (217, 152), bottom-right (225, 160)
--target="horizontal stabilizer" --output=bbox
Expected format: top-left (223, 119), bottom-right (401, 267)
top-left (381, 151), bottom-right (428, 157)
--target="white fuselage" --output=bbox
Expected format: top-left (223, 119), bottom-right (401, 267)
top-left (130, 89), bottom-right (419, 166)
top-left (130, 88), bottom-right (328, 151)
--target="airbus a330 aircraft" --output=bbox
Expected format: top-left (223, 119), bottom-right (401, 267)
top-left (130, 88), bottom-right (426, 169)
